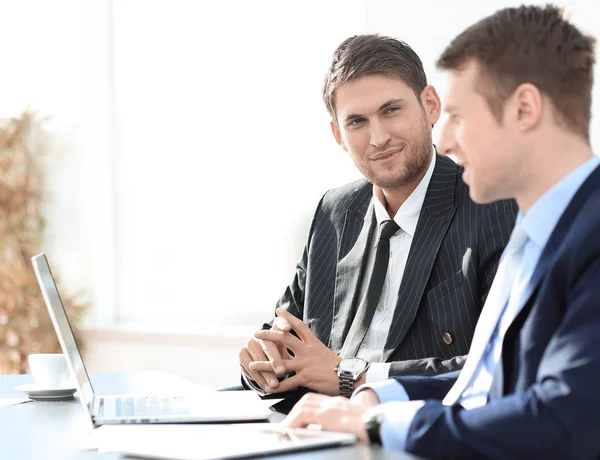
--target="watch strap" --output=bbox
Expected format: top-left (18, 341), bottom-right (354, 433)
top-left (338, 371), bottom-right (354, 397)
top-left (364, 410), bottom-right (383, 445)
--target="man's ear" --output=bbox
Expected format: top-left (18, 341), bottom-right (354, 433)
top-left (511, 83), bottom-right (543, 132)
top-left (421, 85), bottom-right (442, 126)
top-left (330, 120), bottom-right (347, 151)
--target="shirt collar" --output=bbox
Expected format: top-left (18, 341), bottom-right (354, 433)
top-left (372, 146), bottom-right (436, 237)
top-left (520, 155), bottom-right (600, 248)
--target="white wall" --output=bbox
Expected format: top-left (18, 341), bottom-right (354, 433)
top-left (109, 1), bottom-right (366, 327)
top-left (81, 327), bottom-right (247, 388)
top-left (4, 0), bottom-right (600, 385)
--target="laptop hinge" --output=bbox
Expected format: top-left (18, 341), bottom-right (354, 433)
top-left (92, 394), bottom-right (103, 418)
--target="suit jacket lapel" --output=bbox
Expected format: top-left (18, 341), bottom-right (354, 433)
top-left (383, 155), bottom-right (458, 360)
top-left (329, 193), bottom-right (375, 352)
top-left (487, 241), bottom-right (563, 400)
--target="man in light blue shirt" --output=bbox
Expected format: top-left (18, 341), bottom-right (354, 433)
top-left (283, 5), bottom-right (600, 459)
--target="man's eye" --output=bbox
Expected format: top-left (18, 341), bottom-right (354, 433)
top-left (385, 106), bottom-right (401, 115)
top-left (347, 118), bottom-right (365, 127)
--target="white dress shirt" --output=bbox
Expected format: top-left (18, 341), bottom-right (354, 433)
top-left (357, 149), bottom-right (436, 382)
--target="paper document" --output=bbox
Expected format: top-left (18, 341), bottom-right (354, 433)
top-left (82, 423), bottom-right (356, 459)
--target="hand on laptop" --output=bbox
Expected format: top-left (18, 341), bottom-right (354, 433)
top-left (283, 390), bottom-right (380, 442)
top-left (239, 314), bottom-right (293, 392)
top-left (251, 308), bottom-right (343, 395)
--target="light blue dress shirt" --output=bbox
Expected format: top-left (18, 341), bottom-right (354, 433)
top-left (357, 155), bottom-right (600, 452)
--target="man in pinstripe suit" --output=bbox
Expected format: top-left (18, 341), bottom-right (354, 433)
top-left (239, 35), bottom-right (516, 403)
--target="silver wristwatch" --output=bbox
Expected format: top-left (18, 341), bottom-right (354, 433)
top-left (335, 357), bottom-right (370, 397)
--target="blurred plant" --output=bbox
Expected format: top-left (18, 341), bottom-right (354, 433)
top-left (0, 110), bottom-right (87, 374)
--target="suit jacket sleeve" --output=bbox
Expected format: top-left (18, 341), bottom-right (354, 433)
top-left (401, 254), bottom-right (600, 460)
top-left (392, 370), bottom-right (460, 401)
top-left (387, 199), bottom-right (517, 378)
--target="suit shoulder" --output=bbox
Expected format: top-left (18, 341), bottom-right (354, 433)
top-left (565, 188), bottom-right (600, 249)
top-left (318, 179), bottom-right (372, 216)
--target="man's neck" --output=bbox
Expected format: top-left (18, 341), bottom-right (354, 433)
top-left (516, 136), bottom-right (594, 213)
top-left (375, 171), bottom-right (426, 218)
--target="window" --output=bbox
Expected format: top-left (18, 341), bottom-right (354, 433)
top-left (105, 1), bottom-right (365, 327)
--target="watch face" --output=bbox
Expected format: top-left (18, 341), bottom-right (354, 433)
top-left (340, 358), bottom-right (367, 373)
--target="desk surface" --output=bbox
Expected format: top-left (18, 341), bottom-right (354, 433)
top-left (0, 372), bottom-right (417, 460)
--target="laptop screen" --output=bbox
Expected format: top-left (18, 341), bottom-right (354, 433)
top-left (32, 253), bottom-right (95, 413)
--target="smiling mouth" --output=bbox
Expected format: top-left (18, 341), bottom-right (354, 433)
top-left (372, 148), bottom-right (402, 161)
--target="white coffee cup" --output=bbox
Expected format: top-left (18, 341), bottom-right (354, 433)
top-left (28, 353), bottom-right (74, 389)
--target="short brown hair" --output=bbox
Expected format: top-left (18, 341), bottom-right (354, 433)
top-left (323, 35), bottom-right (428, 120)
top-left (437, 5), bottom-right (595, 140)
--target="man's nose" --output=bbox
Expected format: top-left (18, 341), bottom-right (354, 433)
top-left (369, 120), bottom-right (391, 149)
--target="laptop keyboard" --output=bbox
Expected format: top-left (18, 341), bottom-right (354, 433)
top-left (112, 396), bottom-right (185, 417)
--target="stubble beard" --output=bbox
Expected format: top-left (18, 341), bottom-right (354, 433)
top-left (366, 118), bottom-right (432, 190)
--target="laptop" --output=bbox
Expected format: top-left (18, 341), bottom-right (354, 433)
top-left (32, 252), bottom-right (272, 426)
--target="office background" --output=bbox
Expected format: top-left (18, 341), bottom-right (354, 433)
top-left (1, 0), bottom-right (598, 387)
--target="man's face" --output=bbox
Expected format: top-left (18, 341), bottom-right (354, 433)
top-left (438, 61), bottom-right (520, 204)
top-left (331, 74), bottom-right (439, 190)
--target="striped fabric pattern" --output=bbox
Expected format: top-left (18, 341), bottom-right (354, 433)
top-left (272, 154), bottom-right (517, 377)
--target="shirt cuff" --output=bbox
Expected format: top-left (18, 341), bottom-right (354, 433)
top-left (365, 363), bottom-right (391, 383)
top-left (379, 400), bottom-right (426, 451)
top-left (353, 379), bottom-right (409, 404)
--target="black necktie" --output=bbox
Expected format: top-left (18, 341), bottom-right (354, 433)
top-left (340, 219), bottom-right (400, 358)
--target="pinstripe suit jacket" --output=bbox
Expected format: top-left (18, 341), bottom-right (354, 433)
top-left (272, 154), bottom-right (517, 377)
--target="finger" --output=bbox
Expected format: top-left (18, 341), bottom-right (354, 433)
top-left (280, 344), bottom-right (292, 360)
top-left (269, 372), bottom-right (304, 393)
top-left (261, 338), bottom-right (286, 375)
top-left (239, 347), bottom-right (270, 391)
top-left (246, 338), bottom-right (281, 389)
top-left (249, 360), bottom-right (282, 373)
top-left (248, 360), bottom-right (271, 372)
top-left (250, 356), bottom-right (307, 374)
top-left (272, 316), bottom-right (292, 333)
top-left (284, 394), bottom-right (328, 428)
top-left (255, 329), bottom-right (301, 351)
top-left (284, 407), bottom-right (317, 428)
top-left (245, 337), bottom-right (268, 362)
top-left (284, 412), bottom-right (308, 428)
top-left (276, 308), bottom-right (314, 342)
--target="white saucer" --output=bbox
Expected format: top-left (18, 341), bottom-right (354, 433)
top-left (15, 384), bottom-right (77, 401)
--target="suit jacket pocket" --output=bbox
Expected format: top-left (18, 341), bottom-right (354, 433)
top-left (426, 271), bottom-right (464, 305)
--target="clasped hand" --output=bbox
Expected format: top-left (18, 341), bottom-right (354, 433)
top-left (239, 308), bottom-right (342, 395)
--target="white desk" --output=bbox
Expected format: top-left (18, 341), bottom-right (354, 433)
top-left (0, 372), bottom-right (418, 460)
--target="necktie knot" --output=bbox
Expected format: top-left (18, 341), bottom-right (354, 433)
top-left (379, 220), bottom-right (400, 241)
